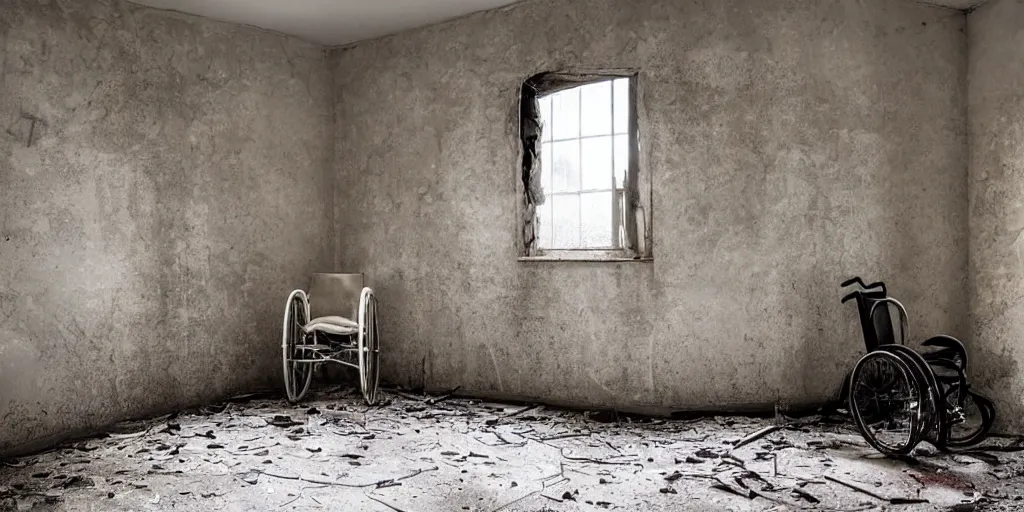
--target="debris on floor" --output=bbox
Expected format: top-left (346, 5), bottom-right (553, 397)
top-left (2, 388), bottom-right (1023, 511)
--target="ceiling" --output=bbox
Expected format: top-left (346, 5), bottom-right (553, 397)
top-left (130, 0), bottom-right (989, 48)
top-left (130, 0), bottom-right (521, 47)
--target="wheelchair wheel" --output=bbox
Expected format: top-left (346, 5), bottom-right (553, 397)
top-left (942, 384), bottom-right (996, 448)
top-left (849, 350), bottom-right (925, 456)
top-left (877, 344), bottom-right (946, 449)
top-left (282, 290), bottom-right (314, 402)
top-left (357, 287), bottom-right (380, 405)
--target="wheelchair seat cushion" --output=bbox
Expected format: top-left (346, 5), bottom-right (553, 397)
top-left (302, 316), bottom-right (358, 336)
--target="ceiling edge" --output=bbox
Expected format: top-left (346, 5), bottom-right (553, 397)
top-left (326, 0), bottom-right (529, 52)
top-left (124, 1), bottom-right (327, 46)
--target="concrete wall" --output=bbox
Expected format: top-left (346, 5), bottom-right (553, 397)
top-left (967, 0), bottom-right (1024, 432)
top-left (0, 0), bottom-right (334, 454)
top-left (332, 0), bottom-right (969, 413)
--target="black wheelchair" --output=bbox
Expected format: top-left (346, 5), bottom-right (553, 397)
top-left (840, 277), bottom-right (995, 456)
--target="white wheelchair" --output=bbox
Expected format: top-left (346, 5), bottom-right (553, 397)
top-left (281, 273), bottom-right (380, 405)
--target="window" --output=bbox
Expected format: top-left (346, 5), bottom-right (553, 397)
top-left (519, 71), bottom-right (650, 261)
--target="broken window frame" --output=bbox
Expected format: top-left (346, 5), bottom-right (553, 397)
top-left (518, 69), bottom-right (652, 261)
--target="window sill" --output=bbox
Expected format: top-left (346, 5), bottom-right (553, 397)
top-left (518, 254), bottom-right (653, 263)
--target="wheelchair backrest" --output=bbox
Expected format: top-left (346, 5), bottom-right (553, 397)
top-left (309, 273), bottom-right (364, 321)
top-left (841, 277), bottom-right (900, 352)
top-left (852, 291), bottom-right (898, 352)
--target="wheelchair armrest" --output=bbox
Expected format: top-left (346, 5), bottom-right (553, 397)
top-left (922, 335), bottom-right (968, 370)
top-left (922, 335), bottom-right (967, 351)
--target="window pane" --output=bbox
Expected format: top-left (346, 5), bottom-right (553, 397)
top-left (551, 194), bottom-right (581, 248)
top-left (581, 136), bottom-right (613, 191)
top-left (541, 141), bottom-right (552, 193)
top-left (580, 81), bottom-right (612, 137)
top-left (550, 88), bottom-right (579, 140)
top-left (581, 192), bottom-right (613, 248)
top-left (537, 202), bottom-right (553, 249)
top-left (539, 95), bottom-right (552, 142)
top-left (613, 134), bottom-right (629, 187)
top-left (536, 141), bottom-right (552, 192)
top-left (550, 140), bottom-right (580, 193)
top-left (614, 78), bottom-right (629, 135)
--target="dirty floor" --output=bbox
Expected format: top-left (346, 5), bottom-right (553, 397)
top-left (2, 388), bottom-right (1023, 511)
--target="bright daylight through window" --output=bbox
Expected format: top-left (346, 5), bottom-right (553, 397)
top-left (536, 78), bottom-right (631, 250)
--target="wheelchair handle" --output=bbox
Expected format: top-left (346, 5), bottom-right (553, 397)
top-left (841, 291), bottom-right (860, 304)
top-left (840, 276), bottom-right (887, 295)
top-left (841, 276), bottom-right (866, 288)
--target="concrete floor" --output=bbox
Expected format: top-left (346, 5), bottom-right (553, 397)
top-left (1, 389), bottom-right (1022, 511)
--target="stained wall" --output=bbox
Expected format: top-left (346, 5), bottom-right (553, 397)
top-left (331, 0), bottom-right (969, 412)
top-left (967, 0), bottom-right (1024, 431)
top-left (0, 0), bottom-right (335, 453)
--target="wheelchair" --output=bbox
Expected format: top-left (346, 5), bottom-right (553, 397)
top-left (281, 273), bottom-right (380, 405)
top-left (840, 277), bottom-right (995, 456)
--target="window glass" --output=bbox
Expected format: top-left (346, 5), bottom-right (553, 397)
top-left (541, 141), bottom-right (553, 192)
top-left (581, 136), bottom-right (613, 191)
top-left (539, 96), bottom-right (553, 142)
top-left (613, 78), bottom-right (629, 135)
top-left (537, 202), bottom-right (553, 248)
top-left (580, 81), bottom-right (612, 137)
top-left (613, 134), bottom-right (629, 187)
top-left (528, 75), bottom-right (636, 253)
top-left (550, 140), bottom-right (580, 193)
top-left (581, 191), bottom-right (613, 247)
top-left (550, 88), bottom-right (580, 140)
top-left (551, 194), bottom-right (581, 248)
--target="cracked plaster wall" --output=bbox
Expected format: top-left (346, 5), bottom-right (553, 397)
top-left (0, 0), bottom-right (335, 454)
top-left (331, 0), bottom-right (969, 414)
top-left (8, 0), bottom-right (1018, 455)
top-left (967, 0), bottom-right (1024, 432)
